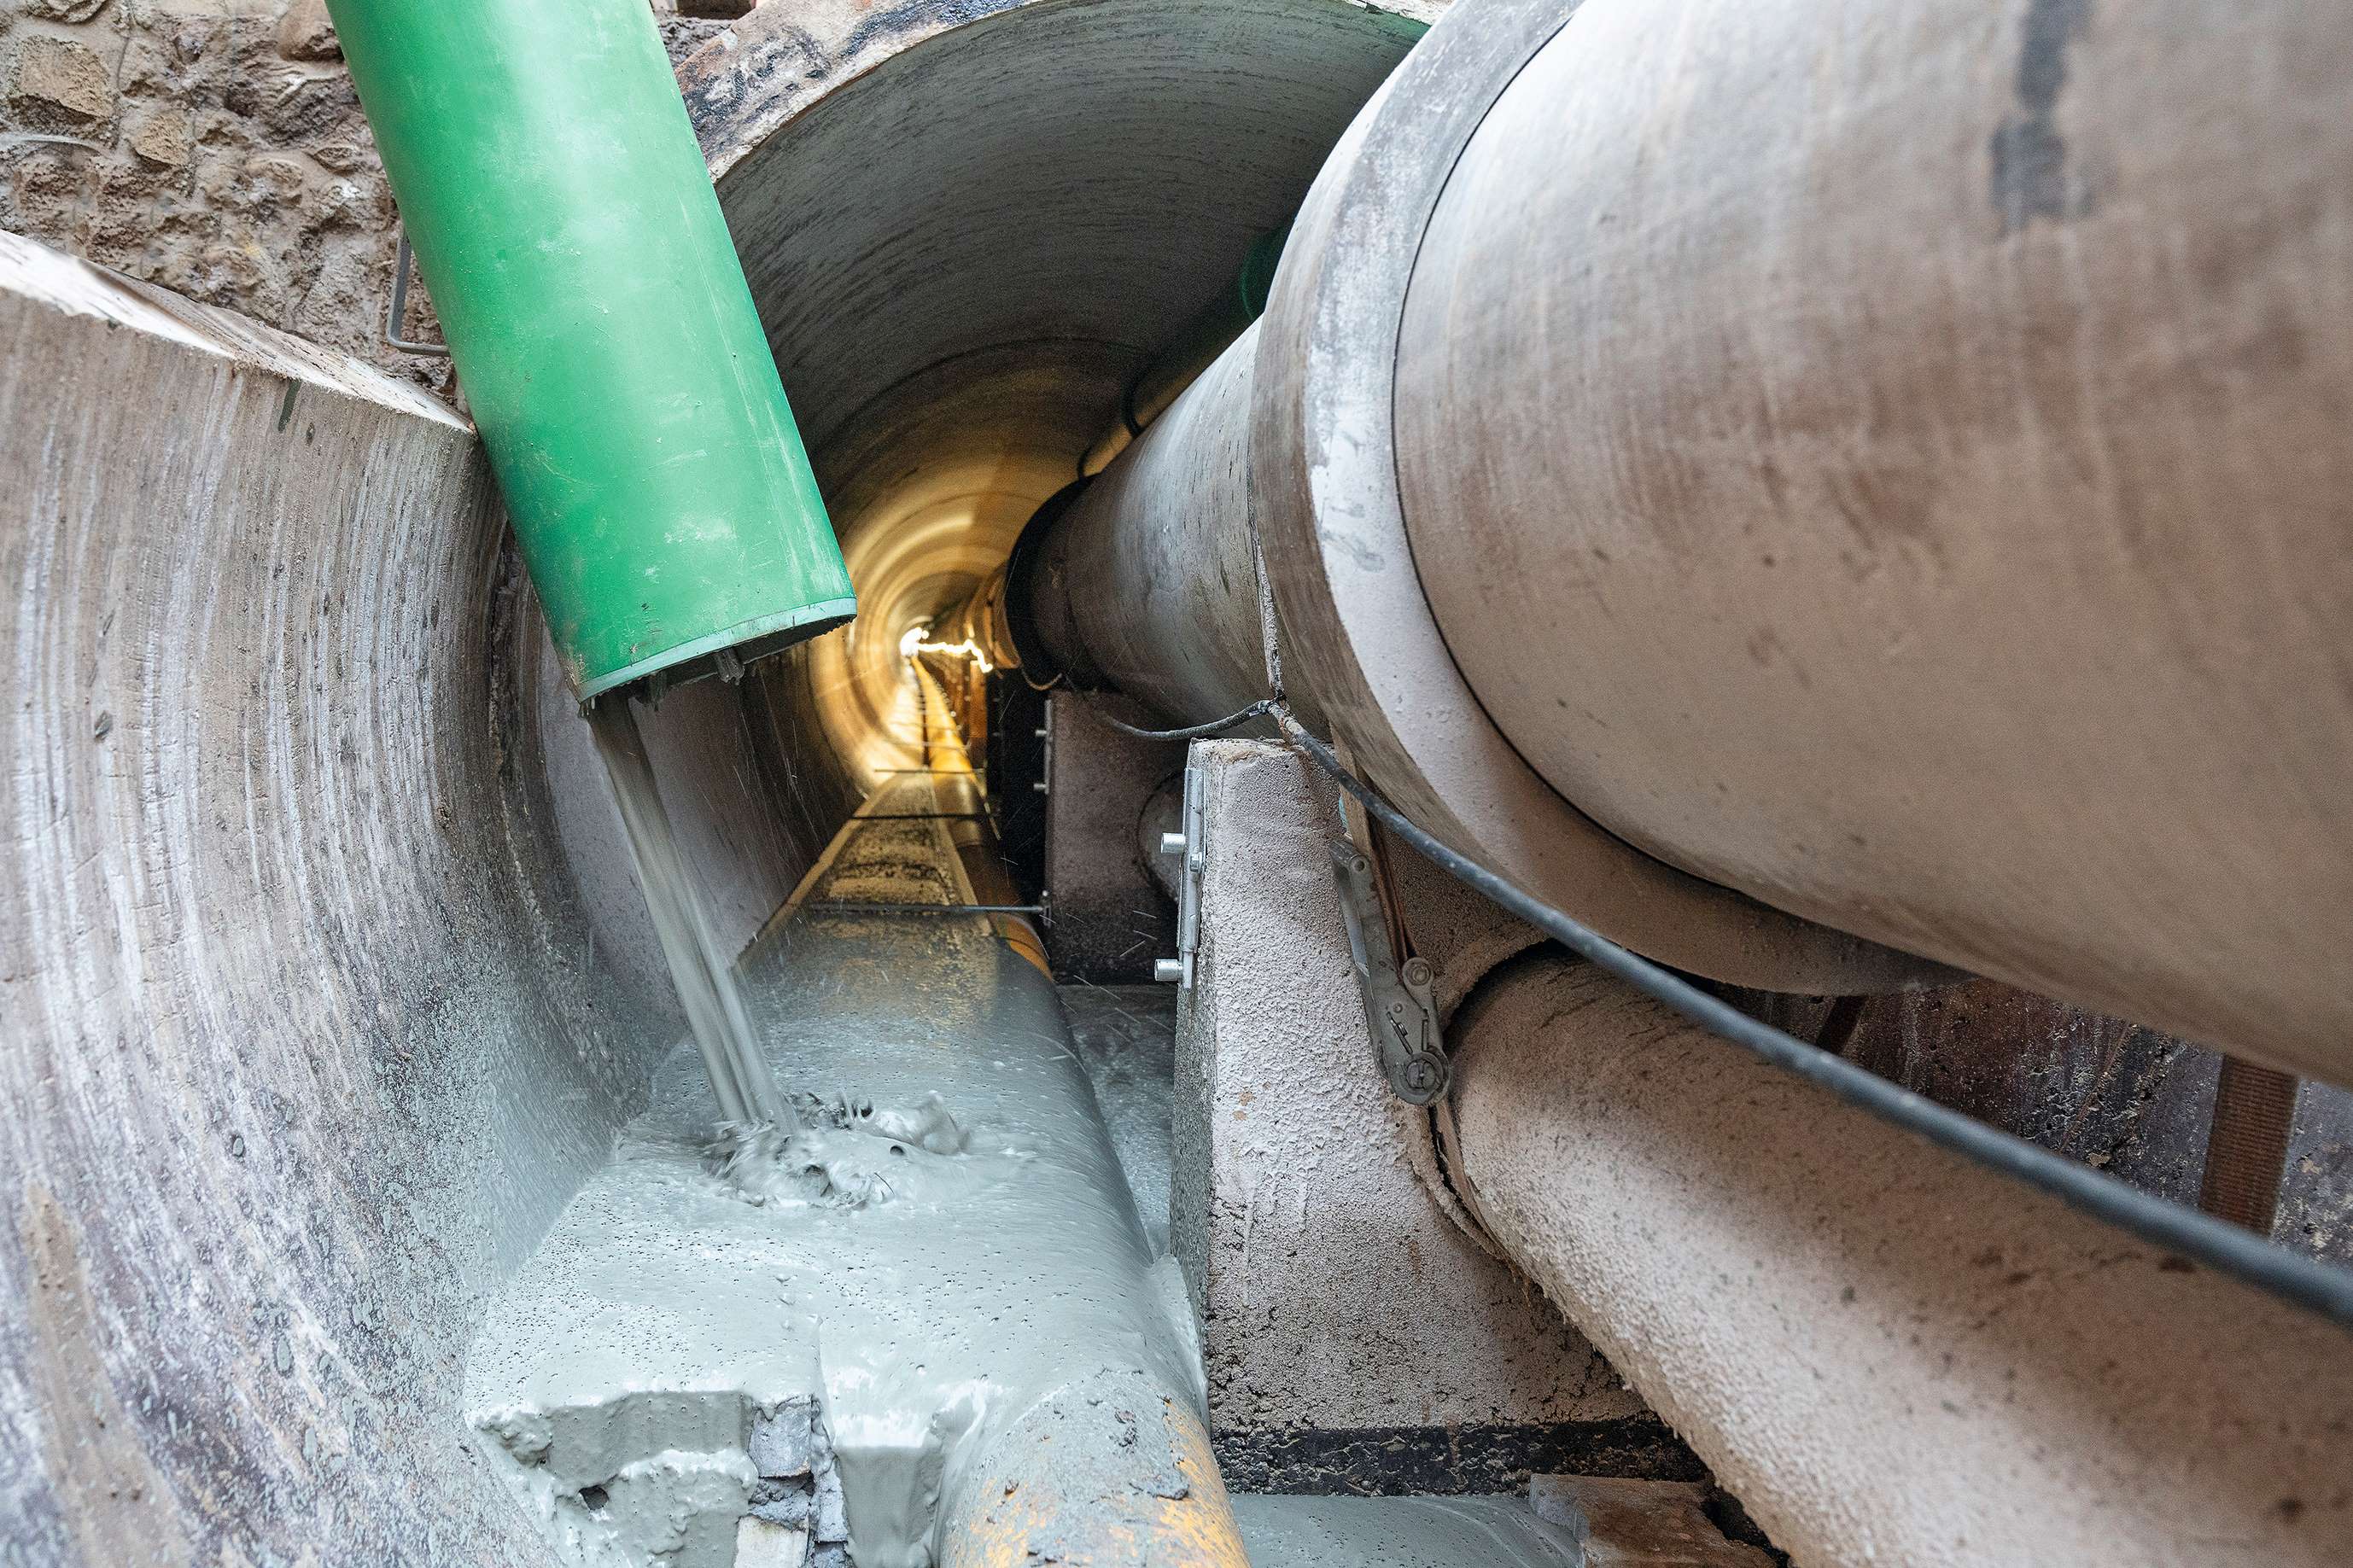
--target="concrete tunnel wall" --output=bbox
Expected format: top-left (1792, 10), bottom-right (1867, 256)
top-left (577, 0), bottom-right (1444, 971)
top-left (674, 0), bottom-right (1437, 839)
top-left (0, 236), bottom-right (677, 1565)
top-left (0, 3), bottom-right (1449, 1560)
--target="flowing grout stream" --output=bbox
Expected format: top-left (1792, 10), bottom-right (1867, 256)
top-left (588, 694), bottom-right (795, 1134)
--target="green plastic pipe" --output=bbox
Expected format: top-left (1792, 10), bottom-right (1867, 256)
top-left (327, 0), bottom-right (855, 699)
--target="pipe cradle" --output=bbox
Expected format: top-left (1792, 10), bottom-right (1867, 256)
top-left (1446, 951), bottom-right (2353, 1568)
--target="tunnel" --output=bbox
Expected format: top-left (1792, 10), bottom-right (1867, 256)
top-left (5, 0), bottom-right (1444, 1562)
top-left (6, 0), bottom-right (2353, 1565)
top-left (694, 0), bottom-right (1429, 831)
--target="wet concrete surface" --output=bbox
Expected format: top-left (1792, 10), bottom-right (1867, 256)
top-left (463, 786), bottom-right (1212, 1568)
top-left (1060, 983), bottom-right (1178, 1256)
top-left (1229, 1494), bottom-right (1585, 1566)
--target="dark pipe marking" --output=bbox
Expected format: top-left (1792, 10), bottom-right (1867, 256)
top-left (1989, 0), bottom-right (2093, 235)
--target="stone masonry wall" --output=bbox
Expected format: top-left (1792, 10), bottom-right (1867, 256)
top-left (0, 0), bottom-right (734, 394)
top-left (0, 0), bottom-right (440, 387)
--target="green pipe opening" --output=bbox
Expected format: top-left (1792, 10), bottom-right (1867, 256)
top-left (328, 0), bottom-right (855, 700)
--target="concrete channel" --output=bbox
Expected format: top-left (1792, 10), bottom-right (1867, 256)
top-left (6, 0), bottom-right (2353, 1563)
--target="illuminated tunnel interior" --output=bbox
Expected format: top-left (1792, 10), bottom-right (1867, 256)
top-left (708, 0), bottom-right (1428, 827)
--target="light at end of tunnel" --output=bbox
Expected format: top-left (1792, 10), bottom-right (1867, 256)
top-left (901, 626), bottom-right (995, 673)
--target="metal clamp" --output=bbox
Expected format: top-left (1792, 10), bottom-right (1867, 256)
top-left (1328, 838), bottom-right (1448, 1105)
top-left (1153, 761), bottom-right (1209, 986)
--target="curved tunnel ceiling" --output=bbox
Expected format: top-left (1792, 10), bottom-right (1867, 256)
top-left (701, 0), bottom-right (1434, 807)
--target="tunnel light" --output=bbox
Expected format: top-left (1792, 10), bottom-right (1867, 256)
top-left (900, 626), bottom-right (995, 673)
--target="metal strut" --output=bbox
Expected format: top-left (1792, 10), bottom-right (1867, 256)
top-left (1328, 838), bottom-right (1449, 1105)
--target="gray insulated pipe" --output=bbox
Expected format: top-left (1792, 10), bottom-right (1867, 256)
top-left (1443, 951), bottom-right (2353, 1567)
top-left (1005, 0), bottom-right (2353, 1082)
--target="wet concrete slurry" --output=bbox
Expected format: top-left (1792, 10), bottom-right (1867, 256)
top-left (590, 696), bottom-right (790, 1131)
top-left (1229, 1495), bottom-right (1585, 1566)
top-left (463, 782), bottom-right (1198, 1568)
top-left (1059, 983), bottom-right (1178, 1257)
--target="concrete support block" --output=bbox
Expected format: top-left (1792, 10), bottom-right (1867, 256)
top-left (1042, 696), bottom-right (1183, 982)
top-left (1171, 740), bottom-right (1692, 1492)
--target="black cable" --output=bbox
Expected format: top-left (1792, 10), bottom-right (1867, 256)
top-left (1270, 706), bottom-right (2353, 1330)
top-left (1079, 696), bottom-right (1277, 743)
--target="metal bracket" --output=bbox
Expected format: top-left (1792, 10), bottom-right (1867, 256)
top-left (1154, 758), bottom-right (1208, 986)
top-left (1035, 698), bottom-right (1054, 793)
top-left (383, 226), bottom-right (452, 358)
top-left (1328, 837), bottom-right (1449, 1105)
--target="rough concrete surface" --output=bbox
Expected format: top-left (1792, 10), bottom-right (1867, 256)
top-left (0, 233), bottom-right (673, 1565)
top-left (1452, 953), bottom-right (2353, 1568)
top-left (1173, 740), bottom-right (1673, 1492)
top-left (1044, 696), bottom-right (1183, 982)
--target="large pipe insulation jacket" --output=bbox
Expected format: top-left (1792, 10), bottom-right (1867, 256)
top-left (1393, 0), bottom-right (2353, 1081)
top-left (1445, 953), bottom-right (2353, 1567)
top-left (329, 0), bottom-right (855, 698)
top-left (1014, 0), bottom-right (2353, 1076)
top-left (1009, 0), bottom-right (1944, 999)
top-left (1014, 340), bottom-right (1275, 725)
